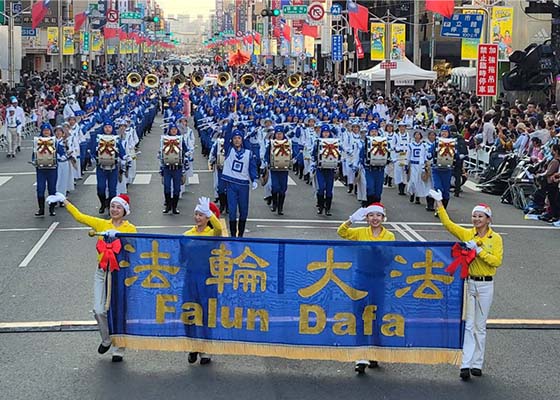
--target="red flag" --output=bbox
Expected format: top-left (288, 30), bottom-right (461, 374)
top-left (119, 30), bottom-right (128, 41)
top-left (349, 3), bottom-right (368, 32)
top-left (273, 26), bottom-right (281, 38)
top-left (103, 27), bottom-right (118, 39)
top-left (354, 30), bottom-right (364, 59)
top-left (74, 11), bottom-right (87, 32)
top-left (302, 23), bottom-right (319, 39)
top-left (426, 0), bottom-right (455, 19)
top-left (246, 34), bottom-right (253, 45)
top-left (282, 24), bottom-right (291, 42)
top-left (31, 0), bottom-right (51, 29)
top-left (253, 32), bottom-right (261, 45)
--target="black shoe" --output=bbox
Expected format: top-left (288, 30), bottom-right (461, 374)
top-left (368, 360), bottom-right (379, 368)
top-left (265, 196), bottom-right (272, 206)
top-left (200, 356), bottom-right (211, 365)
top-left (454, 191), bottom-right (460, 197)
top-left (49, 204), bottom-right (56, 216)
top-left (470, 368), bottom-right (482, 377)
top-left (460, 368), bottom-right (471, 380)
top-left (35, 210), bottom-right (45, 217)
top-left (111, 355), bottom-right (123, 362)
top-left (355, 362), bottom-right (367, 374)
top-left (172, 196), bottom-right (180, 214)
top-left (188, 352), bottom-right (198, 364)
top-left (426, 206), bottom-right (435, 212)
top-left (415, 197), bottom-right (420, 205)
top-left (98, 343), bottom-right (111, 354)
top-left (409, 194), bottom-right (415, 202)
top-left (16, 146), bottom-right (20, 152)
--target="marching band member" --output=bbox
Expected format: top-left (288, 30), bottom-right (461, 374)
top-left (337, 202), bottom-right (395, 374)
top-left (160, 124), bottom-right (188, 214)
top-left (311, 125), bottom-right (340, 216)
top-left (264, 126), bottom-right (291, 215)
top-left (11, 97), bottom-right (25, 154)
top-left (302, 116), bottom-right (318, 184)
top-left (63, 94), bottom-right (83, 119)
top-left (54, 125), bottom-right (72, 205)
top-left (406, 131), bottom-right (431, 205)
top-left (33, 123), bottom-right (63, 217)
top-left (184, 197), bottom-right (223, 366)
top-left (209, 131), bottom-right (228, 213)
top-left (67, 115), bottom-right (84, 181)
top-left (424, 131), bottom-right (437, 212)
top-left (382, 121), bottom-right (395, 187)
top-left (124, 117), bottom-right (139, 185)
top-left (95, 121), bottom-right (125, 214)
top-left (360, 123), bottom-right (388, 206)
top-left (429, 125), bottom-right (456, 212)
top-left (222, 127), bottom-right (258, 238)
top-left (177, 116), bottom-right (195, 197)
top-left (429, 190), bottom-right (503, 380)
top-left (47, 192), bottom-right (137, 362)
top-left (392, 121), bottom-right (410, 196)
top-left (116, 120), bottom-right (131, 195)
top-left (343, 121), bottom-right (362, 195)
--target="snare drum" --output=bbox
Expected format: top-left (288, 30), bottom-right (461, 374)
top-left (270, 139), bottom-right (292, 170)
top-left (161, 135), bottom-right (183, 166)
top-left (366, 136), bottom-right (388, 167)
top-left (97, 135), bottom-right (117, 170)
top-left (317, 138), bottom-right (340, 169)
top-left (436, 138), bottom-right (456, 168)
top-left (34, 137), bottom-right (57, 169)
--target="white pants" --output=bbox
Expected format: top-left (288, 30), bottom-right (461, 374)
top-left (461, 279), bottom-right (494, 369)
top-left (7, 127), bottom-right (18, 155)
top-left (93, 267), bottom-right (125, 356)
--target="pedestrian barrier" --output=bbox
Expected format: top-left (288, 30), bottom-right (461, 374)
top-left (465, 145), bottom-right (492, 177)
top-left (23, 113), bottom-right (39, 138)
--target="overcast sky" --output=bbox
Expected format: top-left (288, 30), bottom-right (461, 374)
top-left (158, 0), bottom-right (214, 17)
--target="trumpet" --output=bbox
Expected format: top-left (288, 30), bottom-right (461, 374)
top-left (127, 72), bottom-right (142, 88)
top-left (240, 73), bottom-right (256, 88)
top-left (144, 74), bottom-right (159, 89)
top-left (217, 72), bottom-right (232, 87)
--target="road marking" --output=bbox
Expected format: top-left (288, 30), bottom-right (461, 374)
top-left (388, 223), bottom-right (415, 241)
top-left (399, 223), bottom-right (427, 242)
top-left (0, 171), bottom-right (34, 176)
top-left (83, 175), bottom-right (97, 185)
top-left (0, 176), bottom-right (13, 187)
top-left (132, 174), bottom-right (152, 184)
top-left (287, 176), bottom-right (297, 186)
top-left (334, 180), bottom-right (344, 187)
top-left (18, 222), bottom-right (59, 268)
top-left (463, 180), bottom-right (481, 192)
top-left (188, 174), bottom-right (199, 185)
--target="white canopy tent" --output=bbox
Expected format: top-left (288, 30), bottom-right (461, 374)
top-left (346, 58), bottom-right (437, 82)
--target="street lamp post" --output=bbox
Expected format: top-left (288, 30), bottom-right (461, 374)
top-left (1, 2), bottom-right (31, 88)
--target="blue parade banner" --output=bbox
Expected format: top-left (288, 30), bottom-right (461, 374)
top-left (441, 13), bottom-right (484, 39)
top-left (332, 34), bottom-right (343, 62)
top-left (109, 234), bottom-right (464, 365)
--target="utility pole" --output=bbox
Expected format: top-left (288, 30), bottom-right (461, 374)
top-left (384, 10), bottom-right (391, 99)
top-left (58, 0), bottom-right (63, 83)
top-left (8, 1), bottom-right (14, 88)
top-left (413, 0), bottom-right (420, 65)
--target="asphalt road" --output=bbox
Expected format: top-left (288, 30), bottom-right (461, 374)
top-left (0, 115), bottom-right (559, 400)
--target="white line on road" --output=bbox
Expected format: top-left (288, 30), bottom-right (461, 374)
top-left (287, 176), bottom-right (297, 186)
top-left (188, 174), bottom-right (199, 185)
top-left (463, 180), bottom-right (482, 192)
top-left (83, 175), bottom-right (97, 185)
top-left (387, 223), bottom-right (415, 242)
top-left (132, 174), bottom-right (152, 184)
top-left (0, 172), bottom-right (34, 176)
top-left (399, 223), bottom-right (427, 242)
top-left (334, 180), bottom-right (345, 187)
top-left (0, 176), bottom-right (13, 186)
top-left (18, 222), bottom-right (59, 268)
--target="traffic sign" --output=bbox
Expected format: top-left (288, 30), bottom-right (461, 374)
top-left (331, 4), bottom-right (342, 16)
top-left (380, 61), bottom-right (397, 70)
top-left (308, 3), bottom-right (325, 21)
top-left (107, 9), bottom-right (118, 23)
top-left (283, 5), bottom-right (308, 20)
top-left (120, 11), bottom-right (141, 24)
top-left (21, 27), bottom-right (37, 37)
top-left (441, 13), bottom-right (484, 39)
top-left (299, 52), bottom-right (306, 61)
top-left (12, 2), bottom-right (22, 14)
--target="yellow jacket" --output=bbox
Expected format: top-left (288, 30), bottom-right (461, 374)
top-left (183, 213), bottom-right (223, 237)
top-left (437, 205), bottom-right (503, 276)
top-left (66, 202), bottom-right (137, 263)
top-left (337, 222), bottom-right (395, 241)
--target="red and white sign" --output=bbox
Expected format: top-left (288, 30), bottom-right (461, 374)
top-left (380, 61), bottom-right (397, 70)
top-left (107, 9), bottom-right (119, 23)
top-left (476, 44), bottom-right (498, 97)
top-left (308, 3), bottom-right (325, 21)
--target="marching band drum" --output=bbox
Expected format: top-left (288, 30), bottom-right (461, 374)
top-left (34, 136), bottom-right (57, 169)
top-left (160, 135), bottom-right (183, 166)
top-left (270, 138), bottom-right (292, 170)
top-left (97, 135), bottom-right (118, 170)
top-left (436, 137), bottom-right (456, 168)
top-left (365, 136), bottom-right (388, 167)
top-left (317, 138), bottom-right (340, 169)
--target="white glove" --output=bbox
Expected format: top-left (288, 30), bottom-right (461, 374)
top-left (349, 208), bottom-right (368, 224)
top-left (475, 246), bottom-right (483, 255)
top-left (46, 192), bottom-right (66, 204)
top-left (101, 229), bottom-right (119, 240)
top-left (252, 181), bottom-right (258, 190)
top-left (428, 189), bottom-right (443, 201)
top-left (464, 240), bottom-right (477, 250)
top-left (197, 196), bottom-right (213, 218)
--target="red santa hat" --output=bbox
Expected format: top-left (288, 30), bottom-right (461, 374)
top-left (110, 194), bottom-right (131, 216)
top-left (364, 202), bottom-right (386, 216)
top-left (209, 202), bottom-right (220, 218)
top-left (472, 203), bottom-right (492, 218)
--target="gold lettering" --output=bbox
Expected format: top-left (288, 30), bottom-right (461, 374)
top-left (220, 305), bottom-right (243, 329)
top-left (362, 305), bottom-right (377, 335)
top-left (333, 312), bottom-right (356, 335)
top-left (208, 298), bottom-right (217, 328)
top-left (155, 294), bottom-right (177, 323)
top-left (246, 308), bottom-right (270, 332)
top-left (180, 302), bottom-right (203, 326)
top-left (381, 313), bottom-right (405, 337)
top-left (299, 304), bottom-right (326, 334)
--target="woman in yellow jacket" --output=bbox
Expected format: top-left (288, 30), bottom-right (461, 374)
top-left (184, 197), bottom-right (222, 365)
top-left (429, 189), bottom-right (503, 380)
top-left (47, 192), bottom-right (137, 362)
top-left (337, 202), bottom-right (395, 374)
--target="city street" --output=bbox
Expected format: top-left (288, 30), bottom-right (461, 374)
top-left (0, 118), bottom-right (559, 400)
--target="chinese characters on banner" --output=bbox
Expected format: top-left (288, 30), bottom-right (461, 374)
top-left (476, 44), bottom-right (499, 96)
top-left (461, 10), bottom-right (484, 60)
top-left (332, 34), bottom-right (343, 62)
top-left (108, 235), bottom-right (464, 364)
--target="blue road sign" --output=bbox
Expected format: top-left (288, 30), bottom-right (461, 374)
top-left (331, 4), bottom-right (342, 16)
top-left (22, 27), bottom-right (37, 37)
top-left (441, 13), bottom-right (484, 39)
top-left (332, 34), bottom-right (343, 62)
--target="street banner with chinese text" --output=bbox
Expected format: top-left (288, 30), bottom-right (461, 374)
top-left (491, 6), bottom-right (513, 61)
top-left (370, 23), bottom-right (406, 61)
top-left (62, 27), bottom-right (74, 55)
top-left (108, 235), bottom-right (464, 365)
top-left (476, 43), bottom-right (498, 96)
top-left (461, 10), bottom-right (484, 61)
top-left (92, 30), bottom-right (102, 52)
top-left (47, 27), bottom-right (59, 55)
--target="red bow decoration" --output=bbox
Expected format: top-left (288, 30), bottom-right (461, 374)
top-left (98, 139), bottom-right (116, 156)
top-left (321, 143), bottom-right (340, 159)
top-left (37, 138), bottom-right (55, 154)
top-left (438, 141), bottom-right (455, 158)
top-left (96, 239), bottom-right (122, 272)
top-left (445, 243), bottom-right (476, 279)
top-left (371, 141), bottom-right (387, 156)
top-left (163, 138), bottom-right (180, 155)
top-left (273, 140), bottom-right (290, 157)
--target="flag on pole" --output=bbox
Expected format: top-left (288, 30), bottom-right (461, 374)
top-left (354, 30), bottom-right (364, 59)
top-left (282, 23), bottom-right (291, 42)
top-left (31, 0), bottom-right (51, 29)
top-left (74, 11), bottom-right (89, 32)
top-left (253, 31), bottom-right (261, 45)
top-left (302, 23), bottom-right (319, 39)
top-left (348, 3), bottom-right (369, 32)
top-left (426, 0), bottom-right (455, 19)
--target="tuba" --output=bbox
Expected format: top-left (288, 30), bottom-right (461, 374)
top-left (263, 75), bottom-right (279, 91)
top-left (287, 73), bottom-right (302, 89)
top-left (144, 74), bottom-right (159, 88)
top-left (240, 73), bottom-right (256, 88)
top-left (127, 72), bottom-right (142, 88)
top-left (191, 71), bottom-right (205, 86)
top-left (171, 74), bottom-right (187, 89)
top-left (217, 72), bottom-right (232, 87)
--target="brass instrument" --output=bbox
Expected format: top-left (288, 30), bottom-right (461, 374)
top-left (171, 74), bottom-right (187, 89)
top-left (191, 71), bottom-right (205, 86)
top-left (287, 73), bottom-right (302, 89)
top-left (217, 72), bottom-right (232, 87)
top-left (144, 74), bottom-right (159, 88)
top-left (127, 72), bottom-right (142, 88)
top-left (240, 73), bottom-right (256, 88)
top-left (263, 75), bottom-right (279, 91)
